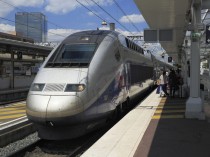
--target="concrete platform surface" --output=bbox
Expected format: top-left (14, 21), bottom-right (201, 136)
top-left (134, 98), bottom-right (210, 157)
top-left (82, 89), bottom-right (162, 157)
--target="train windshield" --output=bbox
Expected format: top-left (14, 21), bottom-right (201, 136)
top-left (46, 44), bottom-right (97, 67)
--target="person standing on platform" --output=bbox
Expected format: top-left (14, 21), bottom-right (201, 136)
top-left (159, 70), bottom-right (169, 97)
top-left (168, 69), bottom-right (178, 97)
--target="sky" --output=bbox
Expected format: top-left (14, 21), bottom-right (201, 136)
top-left (0, 0), bottom-right (170, 61)
top-left (0, 0), bottom-right (149, 43)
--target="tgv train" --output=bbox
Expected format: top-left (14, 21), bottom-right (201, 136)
top-left (26, 30), bottom-right (172, 140)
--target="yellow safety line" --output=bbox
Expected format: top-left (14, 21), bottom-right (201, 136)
top-left (9, 104), bottom-right (26, 107)
top-left (0, 105), bottom-right (25, 109)
top-left (158, 103), bottom-right (185, 106)
top-left (156, 106), bottom-right (185, 109)
top-left (0, 114), bottom-right (25, 120)
top-left (0, 110), bottom-right (26, 115)
top-left (11, 102), bottom-right (26, 105)
top-left (155, 110), bottom-right (185, 114)
top-left (159, 103), bottom-right (186, 105)
top-left (151, 97), bottom-right (187, 119)
top-left (152, 115), bottom-right (184, 119)
top-left (0, 108), bottom-right (26, 111)
top-left (160, 100), bottom-right (186, 103)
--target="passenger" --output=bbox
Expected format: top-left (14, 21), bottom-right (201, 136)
top-left (176, 69), bottom-right (183, 86)
top-left (156, 78), bottom-right (161, 94)
top-left (159, 71), bottom-right (169, 97)
top-left (168, 69), bottom-right (178, 97)
top-left (176, 69), bottom-right (183, 97)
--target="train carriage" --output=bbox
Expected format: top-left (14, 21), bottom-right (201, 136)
top-left (26, 30), bottom-right (172, 140)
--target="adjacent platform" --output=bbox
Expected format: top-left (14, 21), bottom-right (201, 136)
top-left (82, 89), bottom-right (210, 157)
top-left (0, 101), bottom-right (36, 147)
top-left (0, 101), bottom-right (26, 123)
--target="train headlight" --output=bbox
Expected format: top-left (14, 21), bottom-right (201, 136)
top-left (31, 83), bottom-right (45, 91)
top-left (65, 84), bottom-right (85, 92)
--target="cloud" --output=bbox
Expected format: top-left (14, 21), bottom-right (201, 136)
top-left (0, 0), bottom-right (44, 17)
top-left (87, 11), bottom-right (95, 16)
top-left (119, 14), bottom-right (145, 23)
top-left (9, 0), bottom-right (44, 7)
top-left (0, 23), bottom-right (15, 33)
top-left (0, 0), bottom-right (113, 17)
top-left (45, 0), bottom-right (113, 14)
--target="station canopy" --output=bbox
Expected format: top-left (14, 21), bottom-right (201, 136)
top-left (134, 0), bottom-right (210, 63)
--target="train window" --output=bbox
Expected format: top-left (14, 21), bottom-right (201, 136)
top-left (61, 44), bottom-right (96, 61)
top-left (125, 38), bottom-right (129, 48)
top-left (118, 35), bottom-right (128, 47)
top-left (46, 44), bottom-right (97, 67)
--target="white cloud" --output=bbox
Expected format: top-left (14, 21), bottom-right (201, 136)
top-left (0, 0), bottom-right (113, 17)
top-left (0, 23), bottom-right (15, 33)
top-left (0, 0), bottom-right (44, 17)
top-left (45, 0), bottom-right (113, 14)
top-left (9, 0), bottom-right (44, 7)
top-left (87, 11), bottom-right (95, 16)
top-left (119, 14), bottom-right (145, 23)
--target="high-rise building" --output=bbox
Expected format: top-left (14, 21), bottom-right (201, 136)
top-left (15, 12), bottom-right (47, 42)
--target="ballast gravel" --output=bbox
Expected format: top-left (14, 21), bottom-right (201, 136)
top-left (0, 132), bottom-right (40, 157)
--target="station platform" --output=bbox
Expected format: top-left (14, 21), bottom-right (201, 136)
top-left (82, 89), bottom-right (210, 157)
top-left (0, 101), bottom-right (36, 147)
top-left (0, 101), bottom-right (26, 124)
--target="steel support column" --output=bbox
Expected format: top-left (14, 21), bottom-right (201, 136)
top-left (7, 45), bottom-right (14, 89)
top-left (186, 1), bottom-right (204, 119)
top-left (209, 59), bottom-right (210, 77)
top-left (181, 51), bottom-right (189, 97)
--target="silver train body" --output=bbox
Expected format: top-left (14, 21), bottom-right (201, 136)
top-left (26, 30), bottom-right (171, 139)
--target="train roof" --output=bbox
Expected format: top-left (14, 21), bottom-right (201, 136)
top-left (62, 30), bottom-right (119, 44)
top-left (70, 30), bottom-right (119, 36)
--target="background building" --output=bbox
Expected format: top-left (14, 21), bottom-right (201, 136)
top-left (15, 12), bottom-right (47, 42)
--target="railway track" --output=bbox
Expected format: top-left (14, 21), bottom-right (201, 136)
top-left (6, 126), bottom-right (111, 157)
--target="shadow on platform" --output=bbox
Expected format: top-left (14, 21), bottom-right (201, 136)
top-left (134, 97), bottom-right (210, 157)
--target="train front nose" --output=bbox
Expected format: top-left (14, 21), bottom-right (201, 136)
top-left (26, 94), bottom-right (84, 125)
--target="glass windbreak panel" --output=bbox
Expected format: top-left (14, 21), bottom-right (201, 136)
top-left (46, 44), bottom-right (97, 67)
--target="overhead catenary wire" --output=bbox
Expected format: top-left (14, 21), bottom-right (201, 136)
top-left (84, 0), bottom-right (107, 23)
top-left (89, 0), bottom-right (135, 35)
top-left (76, 0), bottom-right (107, 23)
top-left (112, 0), bottom-right (140, 32)
top-left (76, 0), bottom-right (126, 35)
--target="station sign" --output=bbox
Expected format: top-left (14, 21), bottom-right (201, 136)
top-left (144, 29), bottom-right (173, 42)
top-left (206, 25), bottom-right (210, 44)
